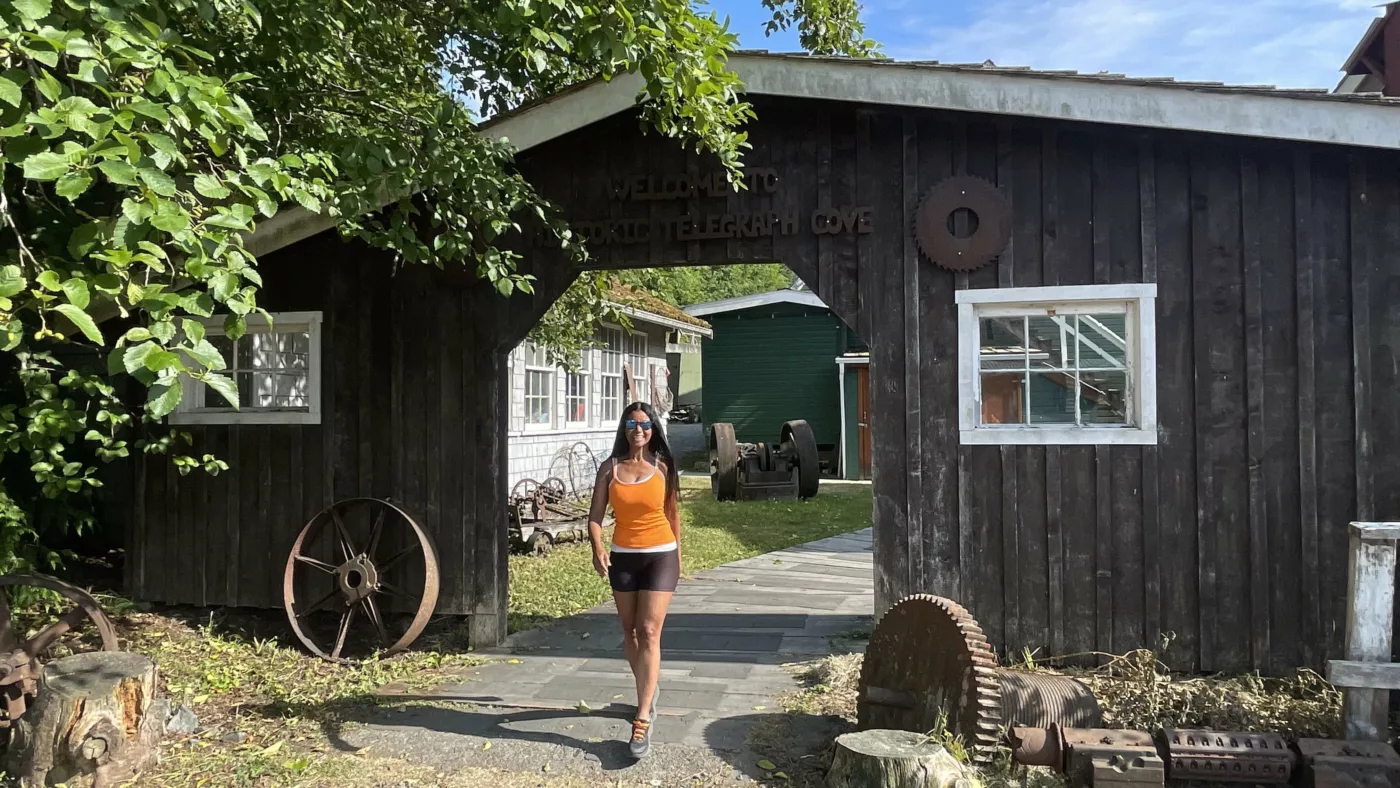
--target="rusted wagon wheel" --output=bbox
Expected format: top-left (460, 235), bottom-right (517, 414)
top-left (0, 574), bottom-right (119, 726)
top-left (282, 498), bottom-right (440, 663)
top-left (782, 419), bottom-right (821, 499)
top-left (709, 423), bottom-right (738, 501)
top-left (541, 477), bottom-right (568, 504)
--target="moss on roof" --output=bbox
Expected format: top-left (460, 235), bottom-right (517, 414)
top-left (606, 282), bottom-right (711, 330)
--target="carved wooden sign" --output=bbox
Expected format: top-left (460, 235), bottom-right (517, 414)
top-left (544, 169), bottom-right (874, 247)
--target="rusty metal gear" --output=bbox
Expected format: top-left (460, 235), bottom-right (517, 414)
top-left (913, 175), bottom-right (1012, 273)
top-left (857, 594), bottom-right (1003, 760)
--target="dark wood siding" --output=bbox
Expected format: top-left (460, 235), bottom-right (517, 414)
top-left (130, 94), bottom-right (1400, 668)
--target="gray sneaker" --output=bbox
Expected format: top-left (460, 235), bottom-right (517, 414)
top-left (629, 718), bottom-right (652, 759)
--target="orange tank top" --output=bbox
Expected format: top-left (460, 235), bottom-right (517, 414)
top-left (609, 460), bottom-right (675, 551)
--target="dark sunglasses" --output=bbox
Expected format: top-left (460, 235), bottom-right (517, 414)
top-left (625, 419), bottom-right (653, 431)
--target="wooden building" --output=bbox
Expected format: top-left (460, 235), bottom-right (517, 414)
top-left (129, 53), bottom-right (1400, 673)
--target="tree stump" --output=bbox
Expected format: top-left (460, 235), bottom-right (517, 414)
top-left (5, 652), bottom-right (163, 788)
top-left (827, 729), bottom-right (982, 788)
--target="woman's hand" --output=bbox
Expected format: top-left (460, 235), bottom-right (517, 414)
top-left (592, 548), bottom-right (610, 580)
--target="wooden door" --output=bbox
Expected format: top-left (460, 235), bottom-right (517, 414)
top-left (856, 365), bottom-right (872, 480)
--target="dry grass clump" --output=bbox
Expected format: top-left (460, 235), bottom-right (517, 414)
top-left (1065, 648), bottom-right (1341, 738)
top-left (782, 653), bottom-right (863, 720)
top-left (782, 644), bottom-right (1342, 741)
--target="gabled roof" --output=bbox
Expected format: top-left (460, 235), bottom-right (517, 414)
top-left (248, 51), bottom-right (1400, 259)
top-left (684, 288), bottom-right (827, 317)
top-left (606, 283), bottom-right (712, 336)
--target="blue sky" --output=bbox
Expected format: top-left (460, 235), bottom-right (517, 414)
top-left (699, 0), bottom-right (1384, 89)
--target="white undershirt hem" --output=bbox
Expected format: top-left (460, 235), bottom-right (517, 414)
top-left (610, 541), bottom-right (678, 554)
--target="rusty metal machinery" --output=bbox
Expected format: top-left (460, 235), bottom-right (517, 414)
top-left (1298, 740), bottom-right (1400, 788)
top-left (1008, 726), bottom-right (1397, 788)
top-left (856, 594), bottom-right (1101, 762)
top-left (1163, 727), bottom-right (1294, 783)
top-left (508, 476), bottom-right (603, 555)
top-left (0, 574), bottom-right (119, 727)
top-left (283, 498), bottom-right (440, 662)
top-left (709, 420), bottom-right (820, 502)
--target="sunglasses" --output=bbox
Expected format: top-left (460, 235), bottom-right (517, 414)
top-left (625, 419), bottom-right (653, 432)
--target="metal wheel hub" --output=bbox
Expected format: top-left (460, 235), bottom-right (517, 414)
top-left (336, 555), bottom-right (381, 603)
top-left (0, 574), bottom-right (118, 727)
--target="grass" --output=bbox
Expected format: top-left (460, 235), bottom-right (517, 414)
top-left (508, 479), bottom-right (872, 633)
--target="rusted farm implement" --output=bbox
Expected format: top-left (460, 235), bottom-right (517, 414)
top-left (507, 442), bottom-right (608, 555)
top-left (855, 593), bottom-right (1400, 788)
top-left (708, 419), bottom-right (820, 501)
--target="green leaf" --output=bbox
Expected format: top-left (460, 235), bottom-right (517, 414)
top-left (53, 304), bottom-right (103, 344)
top-left (0, 266), bottom-right (26, 299)
top-left (98, 159), bottom-right (139, 186)
top-left (149, 202), bottom-right (189, 233)
top-left (204, 373), bottom-right (239, 409)
top-left (147, 382), bottom-right (182, 419)
top-left (36, 270), bottom-right (61, 291)
top-left (183, 339), bottom-right (224, 370)
top-left (55, 171), bottom-right (92, 200)
top-left (181, 319), bottom-right (205, 343)
top-left (138, 168), bottom-right (176, 196)
top-left (150, 321), bottom-right (175, 343)
top-left (126, 100), bottom-right (169, 123)
top-left (14, 0), bottom-right (52, 22)
top-left (122, 327), bottom-right (153, 344)
top-left (757, 760), bottom-right (777, 771)
top-left (36, 71), bottom-right (61, 102)
top-left (193, 173), bottom-right (230, 199)
top-left (223, 315), bottom-right (246, 341)
top-left (122, 342), bottom-right (158, 374)
top-left (62, 278), bottom-right (90, 310)
top-left (22, 151), bottom-right (68, 181)
top-left (0, 74), bottom-right (22, 108)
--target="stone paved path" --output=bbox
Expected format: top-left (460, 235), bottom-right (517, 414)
top-left (354, 527), bottom-right (874, 782)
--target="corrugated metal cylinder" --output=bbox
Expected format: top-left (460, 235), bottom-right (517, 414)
top-left (998, 670), bottom-right (1104, 729)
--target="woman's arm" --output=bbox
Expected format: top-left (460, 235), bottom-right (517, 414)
top-left (587, 464), bottom-right (611, 579)
top-left (660, 461), bottom-right (681, 570)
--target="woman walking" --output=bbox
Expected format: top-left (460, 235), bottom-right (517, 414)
top-left (587, 402), bottom-right (681, 759)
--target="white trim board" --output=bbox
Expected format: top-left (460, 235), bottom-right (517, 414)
top-left (685, 288), bottom-right (827, 316)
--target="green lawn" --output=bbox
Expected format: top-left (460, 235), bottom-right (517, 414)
top-left (507, 478), bottom-right (872, 633)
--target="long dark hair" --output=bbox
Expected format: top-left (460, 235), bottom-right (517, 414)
top-left (609, 401), bottom-right (679, 504)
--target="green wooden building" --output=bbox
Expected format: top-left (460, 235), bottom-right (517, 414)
top-left (685, 288), bottom-right (869, 479)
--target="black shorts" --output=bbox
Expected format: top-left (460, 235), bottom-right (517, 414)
top-left (608, 549), bottom-right (680, 593)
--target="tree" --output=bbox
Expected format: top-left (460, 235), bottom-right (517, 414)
top-left (0, 0), bottom-right (875, 570)
top-left (619, 264), bottom-right (794, 307)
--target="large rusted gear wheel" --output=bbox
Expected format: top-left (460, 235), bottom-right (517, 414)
top-left (857, 594), bottom-right (1003, 761)
top-left (914, 175), bottom-right (1012, 273)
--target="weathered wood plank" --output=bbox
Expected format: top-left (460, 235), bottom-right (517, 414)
top-left (1329, 661), bottom-right (1400, 691)
top-left (901, 113), bottom-right (925, 592)
top-left (1154, 141), bottom-right (1200, 670)
top-left (1340, 527), bottom-right (1397, 738)
top-left (1241, 152), bottom-right (1271, 671)
top-left (1351, 155), bottom-right (1375, 525)
top-left (1295, 149), bottom-right (1321, 670)
top-left (1138, 137), bottom-right (1162, 649)
top-left (1041, 126), bottom-right (1065, 657)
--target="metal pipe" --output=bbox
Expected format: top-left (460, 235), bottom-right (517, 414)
top-left (837, 357), bottom-right (848, 480)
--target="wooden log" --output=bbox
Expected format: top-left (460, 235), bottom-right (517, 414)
top-left (5, 652), bottom-right (163, 788)
top-left (827, 730), bottom-right (981, 788)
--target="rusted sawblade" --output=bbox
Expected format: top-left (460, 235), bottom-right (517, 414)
top-left (283, 498), bottom-right (440, 663)
top-left (856, 594), bottom-right (1003, 760)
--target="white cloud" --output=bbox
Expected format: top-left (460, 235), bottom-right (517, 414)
top-left (876, 0), bottom-right (1381, 89)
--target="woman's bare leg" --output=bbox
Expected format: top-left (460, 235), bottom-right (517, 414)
top-left (632, 589), bottom-right (674, 721)
top-left (613, 591), bottom-right (640, 674)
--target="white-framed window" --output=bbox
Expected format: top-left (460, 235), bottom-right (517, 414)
top-left (170, 311), bottom-right (322, 426)
top-left (522, 343), bottom-right (553, 429)
top-left (956, 284), bottom-right (1157, 445)
top-left (627, 330), bottom-right (648, 403)
top-left (566, 348), bottom-right (590, 426)
top-left (601, 327), bottom-right (625, 421)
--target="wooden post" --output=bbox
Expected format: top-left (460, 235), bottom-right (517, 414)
top-left (1341, 522), bottom-right (1400, 740)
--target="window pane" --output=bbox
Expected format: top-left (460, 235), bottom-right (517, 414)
top-left (526, 369), bottom-right (552, 425)
top-left (1080, 371), bottom-right (1130, 424)
top-left (1027, 372), bottom-right (1078, 424)
top-left (250, 371), bottom-right (309, 408)
top-left (979, 317), bottom-right (1027, 371)
top-left (1076, 314), bottom-right (1128, 370)
top-left (980, 373), bottom-right (1025, 424)
top-left (1026, 316), bottom-right (1069, 371)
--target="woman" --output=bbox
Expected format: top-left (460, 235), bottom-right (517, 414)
top-left (587, 401), bottom-right (681, 760)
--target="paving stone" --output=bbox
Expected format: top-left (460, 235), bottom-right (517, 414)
top-left (785, 561), bottom-right (874, 579)
top-left (706, 589), bottom-right (847, 611)
top-left (687, 663), bottom-right (754, 680)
